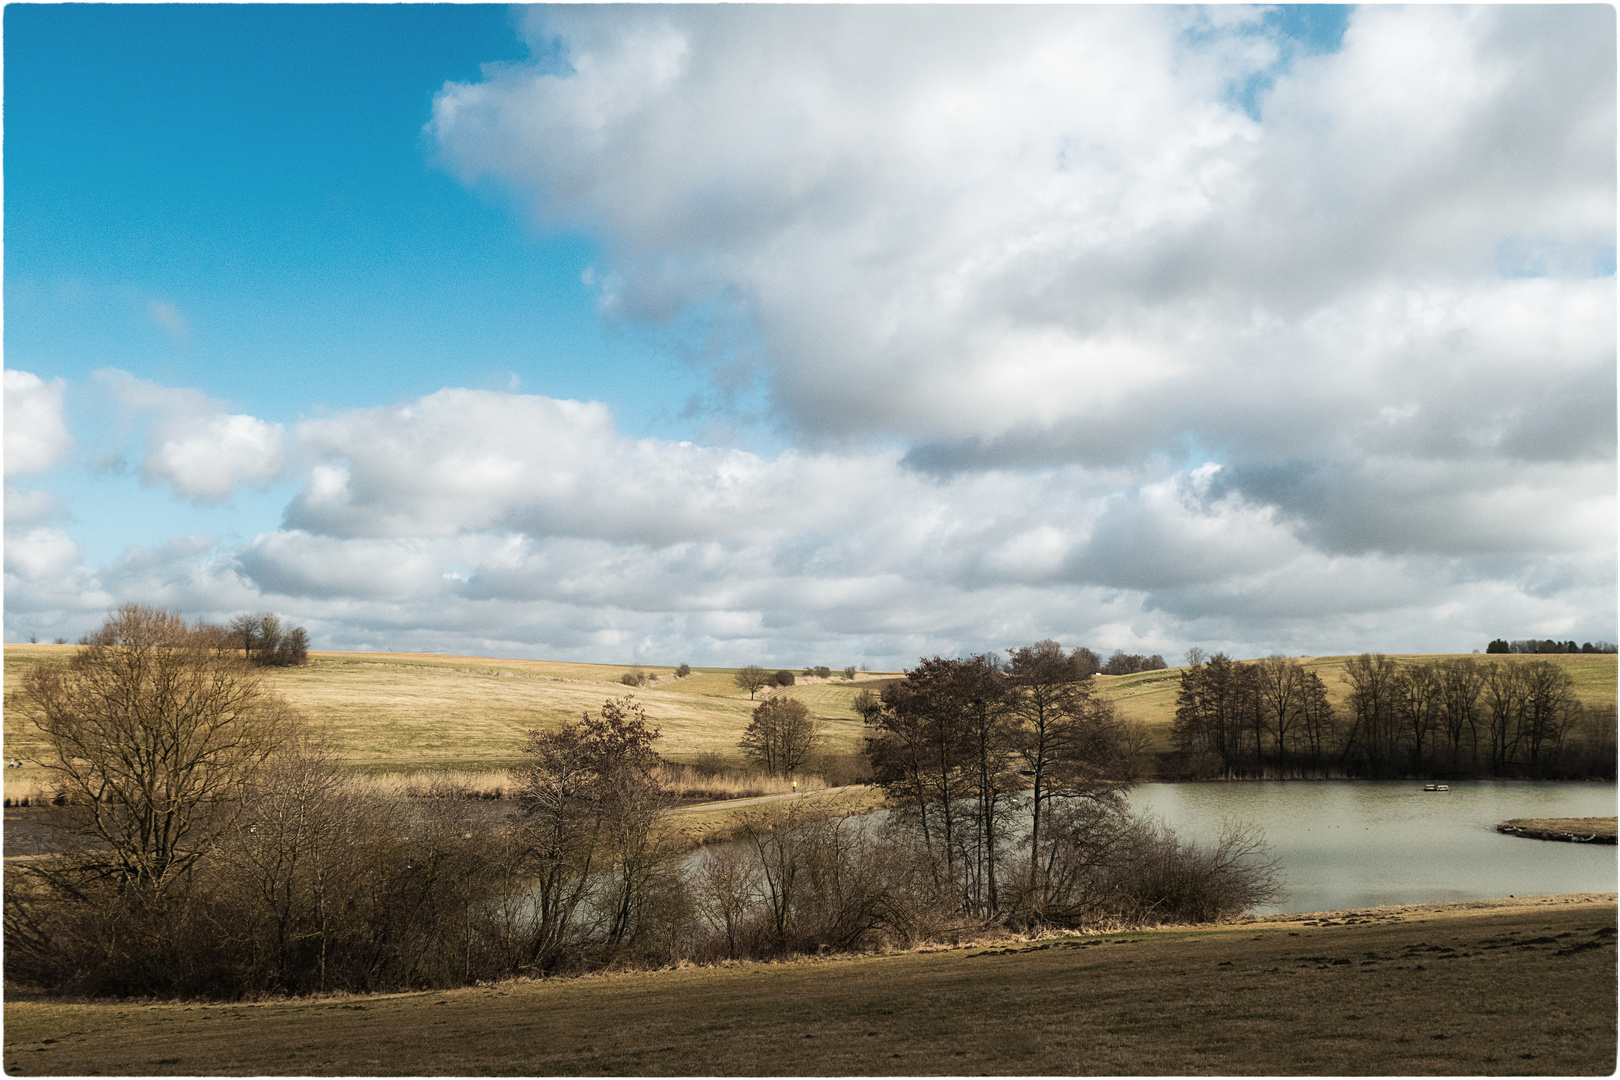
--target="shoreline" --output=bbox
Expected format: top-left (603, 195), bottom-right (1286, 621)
top-left (1496, 816), bottom-right (1618, 844)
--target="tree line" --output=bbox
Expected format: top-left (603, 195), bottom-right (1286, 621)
top-left (6, 614), bottom-right (1274, 998)
top-left (1486, 638), bottom-right (1617, 655)
top-left (1172, 653), bottom-right (1615, 779)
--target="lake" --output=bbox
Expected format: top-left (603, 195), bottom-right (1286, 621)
top-left (1128, 780), bottom-right (1618, 916)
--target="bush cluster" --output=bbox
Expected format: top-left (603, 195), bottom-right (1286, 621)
top-left (1100, 650), bottom-right (1168, 675)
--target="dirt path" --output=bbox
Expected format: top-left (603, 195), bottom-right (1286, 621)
top-left (666, 784), bottom-right (870, 816)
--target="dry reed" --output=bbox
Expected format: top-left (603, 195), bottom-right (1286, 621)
top-left (336, 765), bottom-right (825, 805)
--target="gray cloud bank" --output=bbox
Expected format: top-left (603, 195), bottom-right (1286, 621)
top-left (6, 6), bottom-right (1614, 664)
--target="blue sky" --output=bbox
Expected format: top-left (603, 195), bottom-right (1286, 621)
top-left (4, 5), bottom-right (1614, 664)
top-left (6, 3), bottom-right (732, 567)
top-left (6, 5), bottom-right (714, 426)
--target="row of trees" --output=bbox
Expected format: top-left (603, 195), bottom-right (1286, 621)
top-left (1486, 639), bottom-right (1616, 654)
top-left (1173, 653), bottom-right (1615, 779)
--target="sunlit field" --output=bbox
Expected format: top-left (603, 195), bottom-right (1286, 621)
top-left (2, 646), bottom-right (893, 799)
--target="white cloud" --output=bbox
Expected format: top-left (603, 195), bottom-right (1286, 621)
top-left (6, 384), bottom-right (1613, 658)
top-left (97, 370), bottom-right (286, 504)
top-left (431, 7), bottom-right (1612, 462)
top-left (4, 370), bottom-right (75, 477)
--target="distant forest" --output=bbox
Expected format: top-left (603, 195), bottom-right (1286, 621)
top-left (1486, 638), bottom-right (1616, 654)
top-left (1172, 653), bottom-right (1615, 781)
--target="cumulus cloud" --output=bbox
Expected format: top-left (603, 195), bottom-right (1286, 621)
top-left (430, 6), bottom-right (1614, 583)
top-left (5, 370), bottom-right (75, 477)
top-left (431, 6), bottom-right (1611, 451)
top-left (6, 380), bottom-right (1613, 659)
top-left (97, 370), bottom-right (286, 503)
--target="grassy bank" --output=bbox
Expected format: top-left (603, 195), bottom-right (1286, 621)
top-left (4, 894), bottom-right (1613, 1076)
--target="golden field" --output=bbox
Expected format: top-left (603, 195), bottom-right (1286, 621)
top-left (1, 646), bottom-right (892, 796)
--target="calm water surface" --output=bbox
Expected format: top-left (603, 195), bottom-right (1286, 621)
top-left (1128, 780), bottom-right (1618, 915)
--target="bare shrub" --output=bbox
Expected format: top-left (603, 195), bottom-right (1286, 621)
top-left (733, 803), bottom-right (946, 956)
top-left (690, 845), bottom-right (763, 960)
top-left (812, 751), bottom-right (872, 787)
top-left (1021, 803), bottom-right (1280, 928)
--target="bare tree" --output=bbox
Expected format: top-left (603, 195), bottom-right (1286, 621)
top-left (1255, 655), bottom-right (1304, 768)
top-left (18, 604), bottom-right (290, 890)
top-left (228, 612), bottom-right (260, 657)
top-left (512, 694), bottom-right (667, 972)
top-left (692, 845), bottom-right (761, 959)
top-left (1007, 640), bottom-right (1131, 918)
top-left (739, 695), bottom-right (823, 778)
top-left (733, 665), bottom-right (770, 700)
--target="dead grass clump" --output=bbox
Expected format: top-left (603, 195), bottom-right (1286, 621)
top-left (655, 763), bottom-right (826, 802)
top-left (355, 769), bottom-right (515, 800)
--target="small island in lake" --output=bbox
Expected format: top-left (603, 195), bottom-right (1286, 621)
top-left (1497, 817), bottom-right (1618, 844)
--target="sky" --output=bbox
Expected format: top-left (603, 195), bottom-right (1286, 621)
top-left (4, 4), bottom-right (1615, 668)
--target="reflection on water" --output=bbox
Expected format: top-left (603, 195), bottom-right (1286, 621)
top-left (1127, 780), bottom-right (1618, 915)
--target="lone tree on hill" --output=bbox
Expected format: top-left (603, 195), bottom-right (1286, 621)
top-left (739, 695), bottom-right (823, 778)
top-left (733, 665), bottom-right (770, 699)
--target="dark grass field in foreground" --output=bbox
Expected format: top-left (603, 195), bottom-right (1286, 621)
top-left (4, 894), bottom-right (1614, 1076)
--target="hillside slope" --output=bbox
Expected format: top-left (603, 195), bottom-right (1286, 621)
top-left (1, 647), bottom-right (893, 777)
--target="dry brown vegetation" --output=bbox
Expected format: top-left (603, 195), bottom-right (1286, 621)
top-left (5, 894), bottom-right (1613, 1076)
